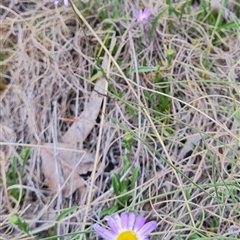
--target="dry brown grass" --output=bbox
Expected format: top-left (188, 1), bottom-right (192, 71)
top-left (0, 0), bottom-right (240, 239)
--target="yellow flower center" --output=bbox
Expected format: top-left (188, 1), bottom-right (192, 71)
top-left (116, 231), bottom-right (137, 240)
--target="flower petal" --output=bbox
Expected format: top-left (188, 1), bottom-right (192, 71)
top-left (112, 213), bottom-right (123, 231)
top-left (137, 221), bottom-right (158, 236)
top-left (138, 237), bottom-right (150, 240)
top-left (143, 9), bottom-right (151, 18)
top-left (120, 212), bottom-right (129, 230)
top-left (134, 8), bottom-right (151, 24)
top-left (134, 10), bottom-right (141, 19)
top-left (93, 224), bottom-right (116, 239)
top-left (133, 215), bottom-right (146, 232)
top-left (54, 0), bottom-right (60, 6)
top-left (128, 212), bottom-right (136, 230)
top-left (104, 216), bottom-right (120, 234)
top-left (64, 0), bottom-right (69, 7)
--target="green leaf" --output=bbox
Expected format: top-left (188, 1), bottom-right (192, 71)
top-left (10, 214), bottom-right (30, 234)
top-left (120, 180), bottom-right (128, 194)
top-left (56, 206), bottom-right (77, 222)
top-left (100, 205), bottom-right (119, 217)
top-left (54, 206), bottom-right (77, 235)
top-left (112, 173), bottom-right (120, 195)
top-left (19, 147), bottom-right (30, 160)
top-left (20, 147), bottom-right (30, 177)
top-left (122, 156), bottom-right (131, 175)
top-left (149, 8), bottom-right (168, 41)
top-left (130, 166), bottom-right (140, 190)
top-left (188, 233), bottom-right (202, 239)
top-left (217, 20), bottom-right (240, 30)
top-left (19, 221), bottom-right (30, 234)
top-left (117, 91), bottom-right (123, 99)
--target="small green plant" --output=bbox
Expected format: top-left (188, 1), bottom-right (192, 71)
top-left (166, 48), bottom-right (174, 66)
top-left (100, 134), bottom-right (139, 216)
top-left (146, 73), bottom-right (171, 116)
top-left (4, 147), bottom-right (30, 201)
top-left (10, 213), bottom-right (31, 234)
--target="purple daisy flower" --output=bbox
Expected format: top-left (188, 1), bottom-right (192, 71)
top-left (93, 212), bottom-right (157, 240)
top-left (134, 9), bottom-right (151, 24)
top-left (54, 0), bottom-right (69, 7)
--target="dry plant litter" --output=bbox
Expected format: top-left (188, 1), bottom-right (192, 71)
top-left (0, 0), bottom-right (240, 239)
